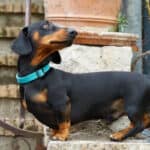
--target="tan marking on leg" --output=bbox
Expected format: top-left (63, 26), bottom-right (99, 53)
top-left (110, 123), bottom-right (134, 141)
top-left (52, 121), bottom-right (70, 141)
top-left (51, 129), bottom-right (58, 137)
top-left (32, 89), bottom-right (48, 103)
top-left (51, 98), bottom-right (71, 141)
top-left (143, 113), bottom-right (150, 128)
top-left (22, 99), bottom-right (27, 109)
top-left (32, 31), bottom-right (40, 41)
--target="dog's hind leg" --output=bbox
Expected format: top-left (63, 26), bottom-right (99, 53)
top-left (110, 96), bottom-right (148, 141)
top-left (110, 113), bottom-right (150, 141)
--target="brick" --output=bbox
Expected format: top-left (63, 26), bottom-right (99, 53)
top-left (0, 84), bottom-right (19, 98)
top-left (0, 27), bottom-right (21, 38)
top-left (0, 53), bottom-right (18, 66)
top-left (0, 3), bottom-right (44, 14)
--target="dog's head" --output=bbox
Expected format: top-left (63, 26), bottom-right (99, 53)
top-left (11, 21), bottom-right (77, 66)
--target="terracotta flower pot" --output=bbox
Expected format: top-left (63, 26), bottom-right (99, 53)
top-left (44, 0), bottom-right (122, 31)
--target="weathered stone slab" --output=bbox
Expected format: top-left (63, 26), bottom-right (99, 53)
top-left (53, 45), bottom-right (132, 72)
top-left (47, 141), bottom-right (150, 150)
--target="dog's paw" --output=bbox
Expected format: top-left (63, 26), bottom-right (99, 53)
top-left (110, 132), bottom-right (124, 141)
top-left (52, 133), bottom-right (68, 141)
top-left (51, 129), bottom-right (57, 137)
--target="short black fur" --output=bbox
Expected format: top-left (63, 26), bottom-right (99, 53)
top-left (12, 21), bottom-right (150, 141)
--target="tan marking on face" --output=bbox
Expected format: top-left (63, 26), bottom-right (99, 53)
top-left (40, 29), bottom-right (68, 45)
top-left (143, 113), bottom-right (150, 128)
top-left (32, 31), bottom-right (40, 41)
top-left (32, 89), bottom-right (48, 103)
top-left (31, 29), bottom-right (69, 66)
top-left (51, 121), bottom-right (70, 141)
top-left (22, 99), bottom-right (27, 109)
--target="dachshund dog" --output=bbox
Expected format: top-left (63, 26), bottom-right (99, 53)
top-left (12, 20), bottom-right (150, 141)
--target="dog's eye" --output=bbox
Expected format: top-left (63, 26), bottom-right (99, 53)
top-left (43, 24), bottom-right (49, 30)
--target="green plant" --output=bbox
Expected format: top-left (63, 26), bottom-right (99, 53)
top-left (117, 13), bottom-right (128, 32)
top-left (146, 0), bottom-right (150, 16)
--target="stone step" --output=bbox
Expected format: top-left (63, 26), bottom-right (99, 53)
top-left (47, 141), bottom-right (150, 150)
top-left (46, 117), bottom-right (150, 150)
top-left (75, 32), bottom-right (139, 51)
top-left (0, 3), bottom-right (44, 14)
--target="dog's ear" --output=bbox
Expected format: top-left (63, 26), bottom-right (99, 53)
top-left (11, 27), bottom-right (32, 55)
top-left (51, 52), bottom-right (61, 64)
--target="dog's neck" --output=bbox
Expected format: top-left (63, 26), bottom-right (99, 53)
top-left (17, 53), bottom-right (53, 76)
top-left (17, 55), bottom-right (36, 76)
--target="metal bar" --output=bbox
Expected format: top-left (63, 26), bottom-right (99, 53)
top-left (143, 0), bottom-right (150, 74)
top-left (25, 0), bottom-right (31, 26)
top-left (0, 119), bottom-right (43, 138)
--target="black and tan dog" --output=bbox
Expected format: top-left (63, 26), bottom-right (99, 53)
top-left (12, 20), bottom-right (150, 141)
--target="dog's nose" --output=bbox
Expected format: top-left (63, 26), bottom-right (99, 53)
top-left (68, 29), bottom-right (78, 37)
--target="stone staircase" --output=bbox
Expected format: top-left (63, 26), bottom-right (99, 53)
top-left (0, 0), bottom-right (44, 149)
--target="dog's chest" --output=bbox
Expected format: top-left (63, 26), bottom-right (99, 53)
top-left (24, 88), bottom-right (59, 128)
top-left (24, 80), bottom-right (48, 102)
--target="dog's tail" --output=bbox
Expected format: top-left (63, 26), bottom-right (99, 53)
top-left (131, 51), bottom-right (150, 71)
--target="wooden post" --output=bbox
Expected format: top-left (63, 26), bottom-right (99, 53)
top-left (25, 0), bottom-right (31, 26)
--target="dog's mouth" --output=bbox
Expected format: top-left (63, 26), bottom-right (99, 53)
top-left (49, 31), bottom-right (77, 46)
top-left (50, 39), bottom-right (74, 46)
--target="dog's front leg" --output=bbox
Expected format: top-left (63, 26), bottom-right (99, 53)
top-left (51, 100), bottom-right (71, 141)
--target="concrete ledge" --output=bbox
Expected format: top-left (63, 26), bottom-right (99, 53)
top-left (47, 141), bottom-right (150, 150)
top-left (75, 32), bottom-right (138, 51)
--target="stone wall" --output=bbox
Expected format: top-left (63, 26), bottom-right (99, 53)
top-left (0, 0), bottom-right (44, 149)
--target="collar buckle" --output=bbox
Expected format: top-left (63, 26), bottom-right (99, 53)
top-left (36, 68), bottom-right (45, 78)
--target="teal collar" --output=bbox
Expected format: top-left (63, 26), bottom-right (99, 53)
top-left (16, 63), bottom-right (51, 84)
